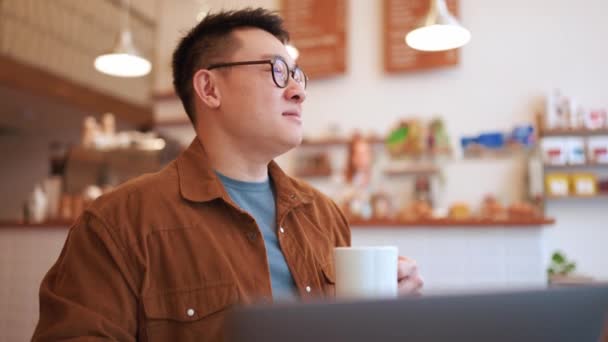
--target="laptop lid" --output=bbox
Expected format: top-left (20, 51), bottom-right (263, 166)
top-left (228, 285), bottom-right (608, 342)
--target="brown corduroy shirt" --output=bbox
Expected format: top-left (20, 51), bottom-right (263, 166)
top-left (32, 138), bottom-right (351, 341)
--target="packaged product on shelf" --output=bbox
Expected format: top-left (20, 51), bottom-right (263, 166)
top-left (370, 192), bottom-right (393, 220)
top-left (570, 173), bottom-right (597, 196)
top-left (598, 178), bottom-right (608, 193)
top-left (509, 125), bottom-right (535, 148)
top-left (541, 138), bottom-right (568, 165)
top-left (480, 195), bottom-right (506, 220)
top-left (427, 118), bottom-right (452, 155)
top-left (565, 138), bottom-right (586, 165)
top-left (587, 137), bottom-right (608, 164)
top-left (569, 102), bottom-right (587, 129)
top-left (398, 200), bottom-right (433, 221)
top-left (545, 174), bottom-right (569, 197)
top-left (386, 119), bottom-right (425, 157)
top-left (507, 201), bottom-right (541, 219)
top-left (448, 202), bottom-right (471, 220)
top-left (584, 109), bottom-right (607, 130)
top-left (25, 184), bottom-right (48, 223)
top-left (545, 89), bottom-right (569, 129)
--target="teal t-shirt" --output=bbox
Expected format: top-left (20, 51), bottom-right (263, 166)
top-left (216, 171), bottom-right (297, 301)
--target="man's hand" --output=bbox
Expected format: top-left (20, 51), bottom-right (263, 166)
top-left (397, 256), bottom-right (423, 296)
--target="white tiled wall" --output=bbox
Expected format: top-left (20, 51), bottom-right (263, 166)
top-left (0, 228), bottom-right (68, 342)
top-left (1, 224), bottom-right (548, 341)
top-left (352, 227), bottom-right (548, 293)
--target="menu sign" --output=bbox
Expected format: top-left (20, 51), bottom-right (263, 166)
top-left (281, 0), bottom-right (346, 79)
top-left (384, 0), bottom-right (459, 73)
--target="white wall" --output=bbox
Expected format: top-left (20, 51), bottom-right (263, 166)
top-left (154, 0), bottom-right (608, 280)
top-left (0, 228), bottom-right (69, 342)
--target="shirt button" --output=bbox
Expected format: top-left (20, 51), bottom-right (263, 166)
top-left (305, 286), bottom-right (311, 293)
top-left (186, 308), bottom-right (195, 317)
top-left (279, 227), bottom-right (285, 234)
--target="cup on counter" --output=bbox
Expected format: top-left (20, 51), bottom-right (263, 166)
top-left (333, 246), bottom-right (398, 300)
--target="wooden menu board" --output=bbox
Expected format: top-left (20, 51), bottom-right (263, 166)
top-left (281, 0), bottom-right (346, 79)
top-left (384, 0), bottom-right (460, 73)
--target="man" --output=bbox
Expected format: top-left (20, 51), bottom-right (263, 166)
top-left (33, 8), bottom-right (422, 341)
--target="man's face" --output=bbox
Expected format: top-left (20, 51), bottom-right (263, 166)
top-left (210, 28), bottom-right (306, 156)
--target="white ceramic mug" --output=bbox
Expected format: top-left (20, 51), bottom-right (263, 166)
top-left (334, 246), bottom-right (398, 300)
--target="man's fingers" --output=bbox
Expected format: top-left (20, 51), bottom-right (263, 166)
top-left (397, 258), bottom-right (418, 280)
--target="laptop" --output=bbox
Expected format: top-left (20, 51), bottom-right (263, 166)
top-left (227, 285), bottom-right (608, 342)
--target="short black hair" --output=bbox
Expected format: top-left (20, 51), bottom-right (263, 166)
top-left (171, 8), bottom-right (289, 124)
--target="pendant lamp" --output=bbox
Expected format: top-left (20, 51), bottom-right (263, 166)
top-left (405, 0), bottom-right (471, 52)
top-left (94, 0), bottom-right (151, 77)
top-left (286, 43), bottom-right (300, 60)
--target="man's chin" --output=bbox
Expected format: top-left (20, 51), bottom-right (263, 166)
top-left (275, 134), bottom-right (303, 155)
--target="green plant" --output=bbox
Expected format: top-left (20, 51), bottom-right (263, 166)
top-left (547, 251), bottom-right (577, 276)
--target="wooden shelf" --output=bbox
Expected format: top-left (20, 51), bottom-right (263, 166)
top-left (154, 117), bottom-right (191, 128)
top-left (544, 163), bottom-right (608, 169)
top-left (462, 145), bottom-right (532, 159)
top-left (1, 217), bottom-right (556, 229)
top-left (0, 55), bottom-right (153, 129)
top-left (152, 89), bottom-right (179, 101)
top-left (349, 217), bottom-right (555, 228)
top-left (294, 170), bottom-right (333, 178)
top-left (0, 221), bottom-right (72, 228)
top-left (540, 128), bottom-right (608, 137)
top-left (300, 136), bottom-right (385, 147)
top-left (383, 165), bottom-right (439, 176)
top-left (545, 194), bottom-right (608, 200)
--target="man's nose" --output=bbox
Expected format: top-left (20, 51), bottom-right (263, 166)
top-left (284, 78), bottom-right (306, 103)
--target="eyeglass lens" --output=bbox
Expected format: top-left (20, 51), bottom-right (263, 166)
top-left (272, 58), bottom-right (306, 89)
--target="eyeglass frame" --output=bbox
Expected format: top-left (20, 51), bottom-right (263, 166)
top-left (206, 55), bottom-right (307, 89)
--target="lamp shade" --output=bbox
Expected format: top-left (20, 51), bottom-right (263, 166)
top-left (286, 43), bottom-right (300, 60)
top-left (405, 0), bottom-right (471, 52)
top-left (94, 30), bottom-right (151, 77)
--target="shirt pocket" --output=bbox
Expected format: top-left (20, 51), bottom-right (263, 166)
top-left (143, 282), bottom-right (238, 342)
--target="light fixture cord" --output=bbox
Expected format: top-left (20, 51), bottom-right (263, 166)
top-left (121, 0), bottom-right (131, 32)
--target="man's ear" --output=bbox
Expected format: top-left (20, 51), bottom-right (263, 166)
top-left (193, 69), bottom-right (221, 109)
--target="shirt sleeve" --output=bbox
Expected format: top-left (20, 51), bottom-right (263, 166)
top-left (32, 212), bottom-right (140, 341)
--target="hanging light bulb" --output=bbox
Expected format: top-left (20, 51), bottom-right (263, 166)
top-left (405, 0), bottom-right (471, 52)
top-left (94, 0), bottom-right (151, 77)
top-left (286, 43), bottom-right (300, 60)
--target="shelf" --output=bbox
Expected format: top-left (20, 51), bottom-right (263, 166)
top-left (544, 163), bottom-right (608, 169)
top-left (383, 165), bottom-right (439, 176)
top-left (300, 136), bottom-right (385, 147)
top-left (0, 55), bottom-right (154, 129)
top-left (0, 221), bottom-right (72, 228)
top-left (545, 194), bottom-right (608, 200)
top-left (152, 89), bottom-right (179, 101)
top-left (155, 117), bottom-right (191, 127)
top-left (1, 217), bottom-right (556, 229)
top-left (294, 170), bottom-right (333, 178)
top-left (540, 128), bottom-right (608, 137)
top-left (349, 217), bottom-right (555, 228)
top-left (462, 145), bottom-right (532, 159)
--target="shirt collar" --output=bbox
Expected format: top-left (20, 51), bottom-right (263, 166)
top-left (177, 138), bottom-right (314, 205)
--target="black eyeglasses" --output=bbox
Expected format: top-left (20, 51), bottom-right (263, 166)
top-left (207, 56), bottom-right (307, 89)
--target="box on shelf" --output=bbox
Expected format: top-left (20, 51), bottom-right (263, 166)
top-left (544, 89), bottom-right (607, 130)
top-left (541, 138), bottom-right (567, 165)
top-left (570, 173), bottom-right (597, 196)
top-left (587, 137), bottom-right (608, 164)
top-left (545, 174), bottom-right (570, 197)
top-left (584, 109), bottom-right (607, 130)
top-left (599, 179), bottom-right (608, 193)
top-left (565, 138), bottom-right (586, 165)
